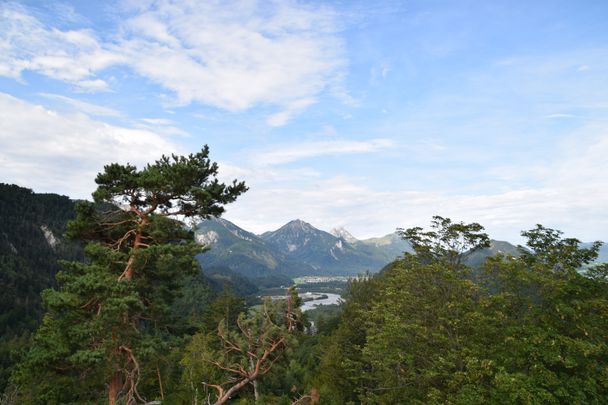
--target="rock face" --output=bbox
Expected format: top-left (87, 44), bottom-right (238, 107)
top-left (195, 218), bottom-right (411, 277)
top-left (40, 225), bottom-right (59, 249)
top-left (330, 227), bottom-right (358, 243)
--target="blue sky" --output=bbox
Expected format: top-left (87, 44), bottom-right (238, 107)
top-left (1, 0), bottom-right (607, 242)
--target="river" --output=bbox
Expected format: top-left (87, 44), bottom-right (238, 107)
top-left (300, 292), bottom-right (342, 311)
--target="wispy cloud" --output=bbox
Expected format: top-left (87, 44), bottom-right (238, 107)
top-left (140, 118), bottom-right (174, 126)
top-left (224, 122), bottom-right (608, 241)
top-left (0, 3), bottom-right (122, 90)
top-left (39, 93), bottom-right (121, 117)
top-left (226, 175), bottom-right (608, 243)
top-left (0, 1), bottom-right (346, 125)
top-left (253, 138), bottom-right (394, 165)
top-left (117, 0), bottom-right (345, 124)
top-left (136, 118), bottom-right (190, 137)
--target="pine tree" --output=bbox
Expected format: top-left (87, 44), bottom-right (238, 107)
top-left (12, 147), bottom-right (246, 404)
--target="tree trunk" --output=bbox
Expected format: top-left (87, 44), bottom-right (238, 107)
top-left (123, 230), bottom-right (143, 281)
top-left (156, 364), bottom-right (165, 400)
top-left (250, 357), bottom-right (259, 402)
top-left (213, 377), bottom-right (253, 405)
top-left (108, 371), bottom-right (121, 405)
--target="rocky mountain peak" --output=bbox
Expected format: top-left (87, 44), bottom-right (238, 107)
top-left (261, 219), bottom-right (339, 256)
top-left (284, 219), bottom-right (313, 230)
top-left (330, 227), bottom-right (358, 243)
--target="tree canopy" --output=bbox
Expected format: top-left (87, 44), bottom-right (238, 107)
top-left (319, 218), bottom-right (608, 404)
top-left (398, 215), bottom-right (491, 269)
top-left (5, 179), bottom-right (607, 405)
top-left (12, 147), bottom-right (247, 404)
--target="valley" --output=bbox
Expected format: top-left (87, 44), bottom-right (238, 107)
top-left (2, 183), bottom-right (607, 403)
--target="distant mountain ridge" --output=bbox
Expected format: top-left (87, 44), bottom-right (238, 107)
top-left (464, 239), bottom-right (522, 268)
top-left (195, 217), bottom-right (608, 282)
top-left (581, 242), bottom-right (608, 263)
top-left (195, 218), bottom-right (411, 278)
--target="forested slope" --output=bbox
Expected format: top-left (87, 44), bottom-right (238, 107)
top-left (3, 179), bottom-right (607, 404)
top-left (0, 184), bottom-right (83, 390)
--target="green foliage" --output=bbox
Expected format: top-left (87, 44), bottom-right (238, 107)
top-left (92, 146), bottom-right (246, 221)
top-left (398, 215), bottom-right (490, 269)
top-left (305, 305), bottom-right (341, 336)
top-left (317, 276), bottom-right (380, 403)
top-left (179, 331), bottom-right (227, 401)
top-left (5, 176), bottom-right (607, 405)
top-left (0, 184), bottom-right (84, 393)
top-left (518, 224), bottom-right (602, 271)
top-left (200, 287), bottom-right (249, 332)
top-left (320, 219), bottom-right (608, 404)
top-left (11, 148), bottom-right (246, 404)
top-left (12, 224), bottom-right (203, 403)
top-left (179, 289), bottom-right (307, 404)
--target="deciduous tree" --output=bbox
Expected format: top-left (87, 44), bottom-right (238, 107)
top-left (398, 215), bottom-right (490, 269)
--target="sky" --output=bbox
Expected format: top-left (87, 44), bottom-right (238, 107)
top-left (1, 0), bottom-right (607, 242)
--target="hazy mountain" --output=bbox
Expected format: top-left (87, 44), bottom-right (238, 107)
top-left (596, 244), bottom-right (608, 263)
top-left (580, 242), bottom-right (607, 263)
top-left (464, 240), bottom-right (521, 268)
top-left (261, 219), bottom-right (336, 255)
top-left (261, 219), bottom-right (407, 275)
top-left (464, 240), bottom-right (607, 268)
top-left (331, 227), bottom-right (358, 243)
top-left (194, 218), bottom-right (310, 282)
top-left (331, 227), bottom-right (413, 262)
top-left (360, 232), bottom-right (414, 260)
top-left (196, 218), bottom-right (410, 278)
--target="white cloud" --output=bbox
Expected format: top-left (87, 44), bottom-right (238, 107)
top-left (140, 118), bottom-right (174, 126)
top-left (136, 118), bottom-right (190, 137)
top-left (254, 138), bottom-right (394, 165)
top-left (0, 1), bottom-right (345, 125)
top-left (39, 93), bottom-right (122, 117)
top-left (545, 113), bottom-right (577, 119)
top-left (226, 176), bottom-right (608, 242)
top-left (0, 92), bottom-right (179, 198)
top-left (117, 0), bottom-right (344, 123)
top-left (223, 124), bottom-right (608, 242)
top-left (266, 98), bottom-right (317, 127)
top-left (73, 79), bottom-right (111, 92)
top-left (0, 3), bottom-right (123, 90)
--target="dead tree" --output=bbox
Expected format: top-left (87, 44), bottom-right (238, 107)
top-left (204, 298), bottom-right (299, 404)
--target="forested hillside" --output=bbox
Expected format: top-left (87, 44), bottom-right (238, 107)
top-left (0, 184), bottom-right (84, 392)
top-left (3, 1), bottom-right (607, 403)
top-left (0, 183), bottom-right (83, 335)
top-left (317, 219), bottom-right (608, 404)
top-left (1, 177), bottom-right (607, 404)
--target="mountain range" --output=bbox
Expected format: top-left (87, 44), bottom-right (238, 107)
top-left (195, 218), bottom-right (412, 280)
top-left (1, 181), bottom-right (606, 299)
top-left (195, 218), bottom-right (608, 282)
